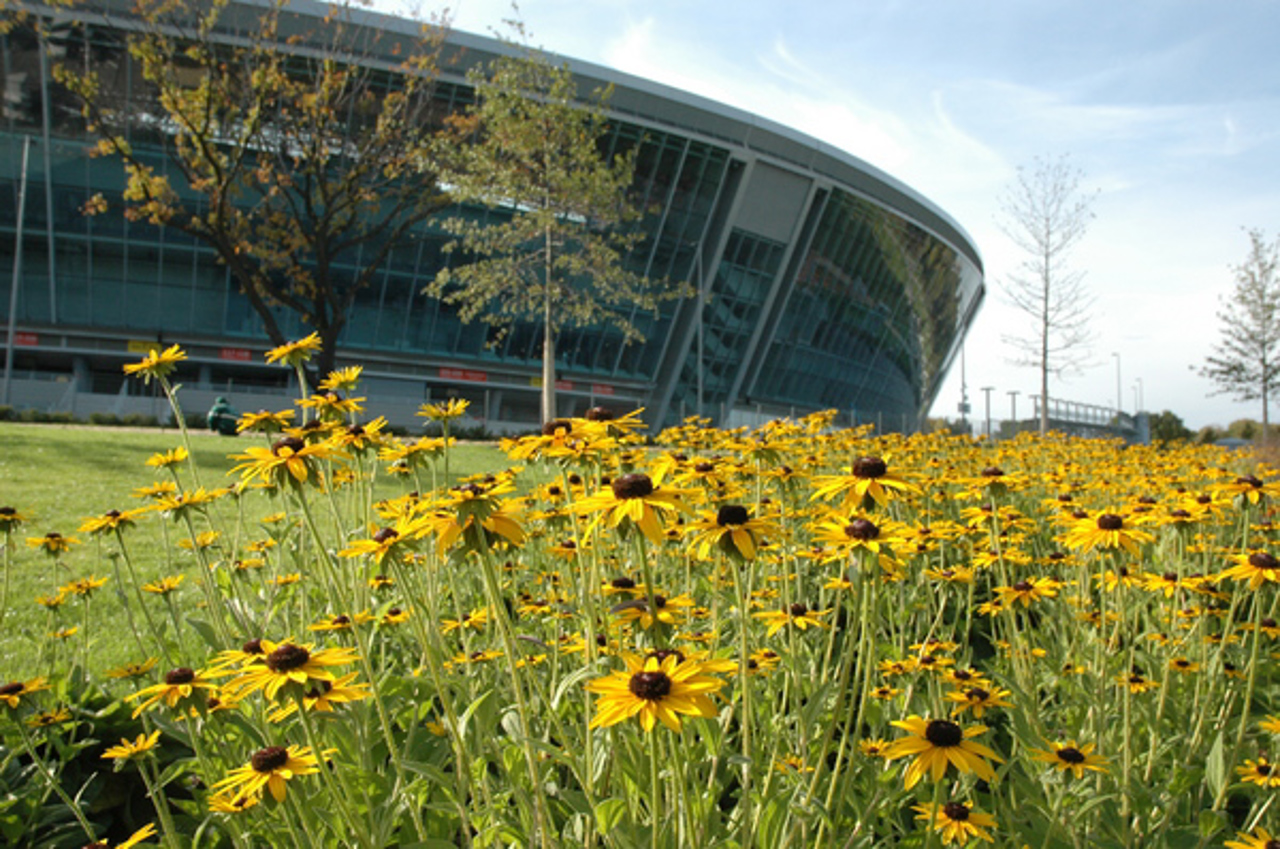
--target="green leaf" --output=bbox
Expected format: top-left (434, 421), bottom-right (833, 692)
top-left (186, 617), bottom-right (220, 651)
top-left (1205, 730), bottom-right (1226, 798)
top-left (1198, 809), bottom-right (1225, 838)
top-left (594, 797), bottom-right (629, 833)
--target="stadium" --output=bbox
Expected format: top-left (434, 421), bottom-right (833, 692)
top-left (0, 0), bottom-right (984, 432)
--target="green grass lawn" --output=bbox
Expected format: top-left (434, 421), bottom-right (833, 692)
top-left (0, 422), bottom-right (512, 680)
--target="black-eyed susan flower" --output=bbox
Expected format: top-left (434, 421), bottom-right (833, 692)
top-left (883, 716), bottom-right (1003, 789)
top-left (810, 455), bottom-right (919, 511)
top-left (1061, 512), bottom-right (1153, 557)
top-left (123, 343), bottom-right (186, 383)
top-left (26, 707), bottom-right (73, 729)
top-left (78, 507), bottom-right (148, 536)
top-left (441, 607), bottom-right (490, 634)
top-left (83, 822), bottom-right (158, 848)
top-left (912, 801), bottom-right (997, 845)
top-left (418, 397), bottom-right (470, 421)
top-left (230, 436), bottom-right (344, 487)
top-left (612, 593), bottom-right (694, 630)
top-left (127, 667), bottom-right (219, 718)
top-left (318, 366), bottom-right (363, 393)
top-left (1116, 669), bottom-right (1159, 694)
top-left (1219, 551), bottom-right (1280, 590)
top-left (26, 532), bottom-right (79, 556)
top-left (1237, 756), bottom-right (1280, 788)
top-left (585, 652), bottom-right (724, 732)
top-left (1029, 741), bottom-right (1109, 778)
top-left (61, 575), bottom-right (109, 597)
top-left (102, 729), bottom-right (162, 763)
top-left (752, 602), bottom-right (831, 637)
top-left (945, 686), bottom-right (1013, 719)
top-left (236, 408), bottom-right (296, 435)
top-left (1226, 826), bottom-right (1280, 849)
top-left (266, 672), bottom-right (372, 721)
top-left (210, 744), bottom-right (328, 804)
top-left (265, 332), bottom-right (322, 368)
top-left (860, 738), bottom-right (890, 758)
top-left (225, 639), bottom-right (358, 701)
top-left (141, 575), bottom-right (184, 596)
top-left (575, 472), bottom-right (689, 543)
top-left (145, 447), bottom-right (189, 469)
top-left (0, 677), bottom-right (50, 708)
top-left (0, 505), bottom-right (30, 533)
top-left (993, 576), bottom-right (1062, 608)
top-left (684, 504), bottom-right (776, 561)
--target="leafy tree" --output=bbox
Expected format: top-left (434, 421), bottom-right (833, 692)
top-left (1148, 410), bottom-right (1192, 444)
top-left (427, 44), bottom-right (684, 423)
top-left (55, 0), bottom-right (449, 381)
top-left (998, 155), bottom-right (1097, 434)
top-left (1199, 229), bottom-right (1280, 444)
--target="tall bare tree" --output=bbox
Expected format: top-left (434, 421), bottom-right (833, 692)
top-left (1200, 229), bottom-right (1280, 444)
top-left (55, 0), bottom-right (450, 380)
top-left (998, 155), bottom-right (1096, 434)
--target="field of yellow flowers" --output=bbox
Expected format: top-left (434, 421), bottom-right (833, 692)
top-left (3, 335), bottom-right (1280, 848)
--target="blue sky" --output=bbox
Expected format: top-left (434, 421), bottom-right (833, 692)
top-left (389, 0), bottom-right (1280, 429)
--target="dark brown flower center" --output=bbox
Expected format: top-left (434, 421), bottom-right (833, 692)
top-left (242, 638), bottom-right (265, 655)
top-left (646, 648), bottom-right (685, 664)
top-left (1013, 580), bottom-right (1033, 592)
top-left (941, 802), bottom-right (970, 821)
top-left (272, 436), bottom-right (306, 456)
top-left (266, 644), bottom-right (311, 672)
top-left (165, 668), bottom-right (195, 685)
top-left (966, 687), bottom-right (990, 702)
top-left (0, 507), bottom-right (14, 516)
top-left (610, 576), bottom-right (636, 589)
top-left (542, 418), bottom-right (573, 436)
top-left (844, 518), bottom-right (879, 540)
top-left (717, 504), bottom-right (749, 527)
top-left (251, 746), bottom-right (290, 773)
top-left (611, 473), bottom-right (654, 500)
top-left (1250, 552), bottom-right (1280, 570)
top-left (924, 719), bottom-right (963, 747)
top-left (1096, 514), bottom-right (1124, 530)
top-left (1057, 746), bottom-right (1086, 764)
top-left (372, 527), bottom-right (398, 544)
top-left (953, 670), bottom-right (972, 682)
top-left (852, 456), bottom-right (887, 479)
top-left (628, 671), bottom-right (672, 701)
top-left (695, 462), bottom-right (715, 473)
top-left (0, 682), bottom-right (22, 696)
top-left (981, 466), bottom-right (1005, 478)
top-left (789, 603), bottom-right (809, 617)
top-left (585, 406), bottom-right (615, 421)
top-left (1238, 475), bottom-right (1264, 488)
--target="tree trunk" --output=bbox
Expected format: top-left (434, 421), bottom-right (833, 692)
top-left (541, 293), bottom-right (556, 425)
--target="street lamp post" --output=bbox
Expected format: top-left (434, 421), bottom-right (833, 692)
top-left (1134, 377), bottom-right (1144, 412)
top-left (1112, 352), bottom-right (1122, 416)
top-left (1007, 390), bottom-right (1020, 436)
top-left (980, 386), bottom-right (994, 439)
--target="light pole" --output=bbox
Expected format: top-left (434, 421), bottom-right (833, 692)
top-left (980, 386), bottom-right (994, 438)
top-left (1007, 390), bottom-right (1020, 436)
top-left (1134, 377), bottom-right (1144, 412)
top-left (1112, 352), bottom-right (1122, 415)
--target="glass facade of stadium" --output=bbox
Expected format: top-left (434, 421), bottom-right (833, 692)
top-left (0, 1), bottom-right (984, 432)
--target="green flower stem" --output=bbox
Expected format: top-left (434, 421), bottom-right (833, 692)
top-left (13, 717), bottom-right (97, 841)
top-left (1214, 585), bottom-right (1268, 812)
top-left (648, 728), bottom-right (661, 849)
top-left (158, 375), bottom-right (203, 492)
top-left (470, 529), bottom-right (552, 849)
top-left (115, 531), bottom-right (177, 664)
top-left (920, 777), bottom-right (945, 849)
top-left (347, 620), bottom-right (429, 841)
top-left (292, 691), bottom-right (372, 849)
top-left (137, 755), bottom-right (182, 849)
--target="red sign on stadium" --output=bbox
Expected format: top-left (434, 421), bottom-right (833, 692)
top-left (591, 384), bottom-right (614, 396)
top-left (13, 332), bottom-right (38, 346)
top-left (439, 367), bottom-right (488, 383)
top-left (219, 347), bottom-right (252, 361)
